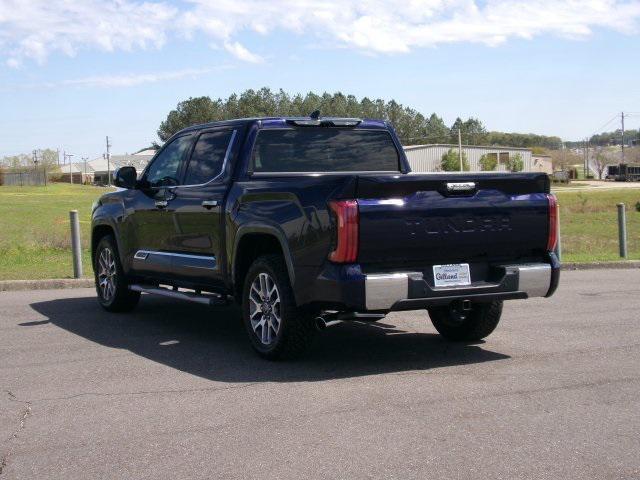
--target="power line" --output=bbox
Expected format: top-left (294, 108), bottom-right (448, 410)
top-left (590, 113), bottom-right (619, 136)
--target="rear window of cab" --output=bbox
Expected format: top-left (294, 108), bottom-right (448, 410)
top-left (251, 128), bottom-right (400, 173)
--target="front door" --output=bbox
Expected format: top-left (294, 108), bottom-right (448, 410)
top-left (128, 133), bottom-right (193, 278)
top-left (168, 127), bottom-right (238, 287)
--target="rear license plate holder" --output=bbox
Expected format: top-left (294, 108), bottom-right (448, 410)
top-left (433, 264), bottom-right (471, 287)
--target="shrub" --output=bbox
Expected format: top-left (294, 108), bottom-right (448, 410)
top-left (506, 153), bottom-right (524, 172)
top-left (635, 201), bottom-right (640, 213)
top-left (479, 153), bottom-right (497, 171)
top-left (441, 148), bottom-right (470, 171)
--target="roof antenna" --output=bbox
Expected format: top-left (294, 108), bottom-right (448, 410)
top-left (309, 110), bottom-right (320, 120)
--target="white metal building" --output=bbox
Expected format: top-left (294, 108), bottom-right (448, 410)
top-left (89, 154), bottom-right (154, 185)
top-left (404, 144), bottom-right (533, 173)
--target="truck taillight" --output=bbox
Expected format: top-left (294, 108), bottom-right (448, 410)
top-left (328, 200), bottom-right (359, 263)
top-left (546, 194), bottom-right (558, 252)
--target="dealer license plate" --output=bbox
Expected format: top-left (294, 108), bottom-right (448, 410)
top-left (433, 264), bottom-right (471, 287)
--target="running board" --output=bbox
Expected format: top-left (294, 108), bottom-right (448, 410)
top-left (129, 284), bottom-right (228, 306)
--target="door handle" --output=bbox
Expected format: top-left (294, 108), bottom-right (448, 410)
top-left (201, 200), bottom-right (219, 209)
top-left (155, 200), bottom-right (168, 209)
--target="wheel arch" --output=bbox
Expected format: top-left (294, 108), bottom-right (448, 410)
top-left (91, 221), bottom-right (125, 271)
top-left (232, 225), bottom-right (296, 301)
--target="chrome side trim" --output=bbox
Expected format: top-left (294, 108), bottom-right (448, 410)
top-left (509, 263), bottom-right (551, 297)
top-left (134, 250), bottom-right (216, 261)
top-left (134, 250), bottom-right (217, 270)
top-left (365, 273), bottom-right (408, 310)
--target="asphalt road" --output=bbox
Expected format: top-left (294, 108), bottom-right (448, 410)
top-left (1, 269), bottom-right (639, 479)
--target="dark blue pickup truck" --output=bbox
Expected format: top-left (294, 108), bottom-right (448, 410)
top-left (91, 115), bottom-right (560, 359)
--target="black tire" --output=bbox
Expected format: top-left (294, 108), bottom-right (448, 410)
top-left (241, 254), bottom-right (316, 360)
top-left (428, 301), bottom-right (503, 341)
top-left (93, 234), bottom-right (140, 312)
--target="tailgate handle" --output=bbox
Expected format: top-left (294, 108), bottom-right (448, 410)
top-left (445, 182), bottom-right (476, 193)
top-left (201, 200), bottom-right (219, 209)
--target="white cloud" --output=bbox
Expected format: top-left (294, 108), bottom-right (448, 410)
top-left (63, 67), bottom-right (221, 88)
top-left (223, 41), bottom-right (264, 63)
top-left (0, 66), bottom-right (229, 91)
top-left (1, 0), bottom-right (639, 65)
top-left (0, 0), bottom-right (174, 65)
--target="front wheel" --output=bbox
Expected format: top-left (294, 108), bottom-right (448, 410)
top-left (94, 235), bottom-right (140, 312)
top-left (428, 301), bottom-right (503, 341)
top-left (241, 254), bottom-right (316, 360)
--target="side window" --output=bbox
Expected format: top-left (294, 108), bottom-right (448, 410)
top-left (145, 135), bottom-right (192, 187)
top-left (183, 130), bottom-right (234, 185)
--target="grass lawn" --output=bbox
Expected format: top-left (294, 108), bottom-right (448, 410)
top-left (0, 183), bottom-right (106, 280)
top-left (0, 183), bottom-right (638, 280)
top-left (556, 189), bottom-right (640, 262)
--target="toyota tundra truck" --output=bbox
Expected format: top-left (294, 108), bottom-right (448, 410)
top-left (91, 115), bottom-right (560, 359)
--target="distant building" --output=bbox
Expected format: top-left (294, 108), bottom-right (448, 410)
top-left (134, 148), bottom-right (159, 156)
top-left (59, 162), bottom-right (93, 184)
top-left (89, 154), bottom-right (154, 185)
top-left (404, 144), bottom-right (533, 173)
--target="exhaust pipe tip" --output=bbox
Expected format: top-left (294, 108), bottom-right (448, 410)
top-left (315, 316), bottom-right (327, 331)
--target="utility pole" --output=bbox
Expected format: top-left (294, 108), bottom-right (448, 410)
top-left (42, 149), bottom-right (47, 186)
top-left (621, 111), bottom-right (625, 165)
top-left (32, 150), bottom-right (38, 186)
top-left (82, 157), bottom-right (88, 184)
top-left (582, 139), bottom-right (586, 179)
top-left (105, 136), bottom-right (112, 186)
top-left (458, 128), bottom-right (463, 172)
top-left (57, 148), bottom-right (60, 167)
top-left (64, 152), bottom-right (74, 184)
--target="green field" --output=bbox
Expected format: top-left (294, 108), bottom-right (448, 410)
top-left (0, 184), bottom-right (104, 280)
top-left (555, 189), bottom-right (640, 262)
top-left (0, 183), bottom-right (639, 280)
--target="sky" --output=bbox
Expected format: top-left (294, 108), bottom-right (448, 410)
top-left (0, 0), bottom-right (639, 159)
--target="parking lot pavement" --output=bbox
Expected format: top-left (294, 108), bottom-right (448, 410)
top-left (1, 269), bottom-right (639, 479)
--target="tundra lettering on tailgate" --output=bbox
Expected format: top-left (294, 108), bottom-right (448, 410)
top-left (406, 215), bottom-right (512, 236)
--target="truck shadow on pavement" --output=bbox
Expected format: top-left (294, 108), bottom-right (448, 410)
top-left (29, 294), bottom-right (509, 383)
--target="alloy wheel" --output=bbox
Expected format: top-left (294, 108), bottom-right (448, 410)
top-left (248, 272), bottom-right (282, 345)
top-left (98, 247), bottom-right (117, 302)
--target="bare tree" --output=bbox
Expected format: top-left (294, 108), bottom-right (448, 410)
top-left (593, 149), bottom-right (608, 180)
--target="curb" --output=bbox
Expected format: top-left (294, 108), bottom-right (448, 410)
top-left (0, 278), bottom-right (94, 292)
top-left (562, 261), bottom-right (640, 271)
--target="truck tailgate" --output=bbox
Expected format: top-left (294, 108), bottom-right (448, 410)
top-left (355, 173), bottom-right (550, 268)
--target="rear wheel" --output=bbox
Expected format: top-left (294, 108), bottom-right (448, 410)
top-left (241, 254), bottom-right (316, 360)
top-left (94, 235), bottom-right (140, 312)
top-left (428, 301), bottom-right (503, 341)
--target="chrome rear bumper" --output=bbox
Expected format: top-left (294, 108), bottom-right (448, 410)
top-left (364, 263), bottom-right (552, 311)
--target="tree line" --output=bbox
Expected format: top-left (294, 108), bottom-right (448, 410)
top-left (0, 149), bottom-right (59, 171)
top-left (157, 88), bottom-right (563, 149)
top-left (589, 129), bottom-right (639, 147)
